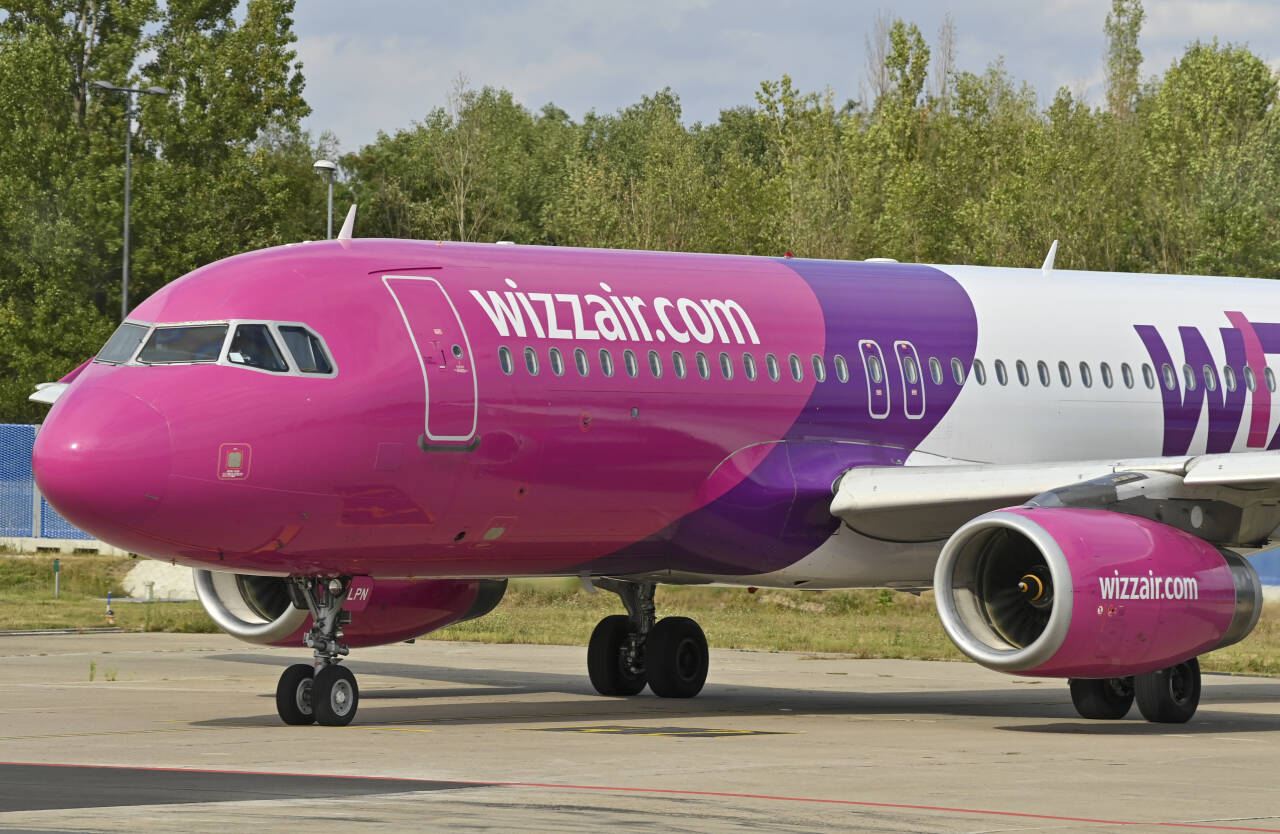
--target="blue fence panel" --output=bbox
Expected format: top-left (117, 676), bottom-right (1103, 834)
top-left (0, 424), bottom-right (35, 536)
top-left (41, 498), bottom-right (93, 539)
top-left (1, 423), bottom-right (93, 540)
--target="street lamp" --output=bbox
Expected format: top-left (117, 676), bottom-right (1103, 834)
top-left (313, 159), bottom-right (336, 239)
top-left (90, 80), bottom-right (171, 321)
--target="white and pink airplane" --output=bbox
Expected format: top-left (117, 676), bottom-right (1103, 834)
top-left (30, 221), bottom-right (1280, 726)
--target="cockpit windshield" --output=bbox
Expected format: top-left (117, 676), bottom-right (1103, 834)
top-left (278, 325), bottom-right (334, 374)
top-left (93, 319), bottom-right (335, 376)
top-left (96, 322), bottom-right (149, 364)
top-left (228, 324), bottom-right (288, 372)
top-left (137, 325), bottom-right (228, 364)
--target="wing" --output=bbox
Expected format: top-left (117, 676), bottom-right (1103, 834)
top-left (831, 451), bottom-right (1280, 548)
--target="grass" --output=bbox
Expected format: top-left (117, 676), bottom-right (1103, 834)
top-left (0, 554), bottom-right (217, 633)
top-left (2, 556), bottom-right (1278, 676)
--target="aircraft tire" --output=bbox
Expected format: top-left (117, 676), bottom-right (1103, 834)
top-left (1068, 677), bottom-right (1134, 719)
top-left (646, 616), bottom-right (708, 699)
top-left (276, 663), bottom-right (316, 725)
top-left (587, 615), bottom-right (647, 696)
top-left (1135, 658), bottom-right (1200, 724)
top-left (313, 664), bottom-right (359, 726)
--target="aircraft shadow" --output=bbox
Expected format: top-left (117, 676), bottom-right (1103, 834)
top-left (198, 652), bottom-right (1280, 733)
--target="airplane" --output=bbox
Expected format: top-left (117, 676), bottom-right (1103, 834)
top-left (29, 216), bottom-right (1280, 727)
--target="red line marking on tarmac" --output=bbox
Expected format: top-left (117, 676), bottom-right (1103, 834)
top-left (3, 763), bottom-right (1276, 832)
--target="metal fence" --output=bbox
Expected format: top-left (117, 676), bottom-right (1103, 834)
top-left (0, 423), bottom-right (91, 540)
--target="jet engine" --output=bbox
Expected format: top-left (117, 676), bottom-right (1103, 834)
top-left (194, 570), bottom-right (507, 648)
top-left (933, 507), bottom-right (1261, 678)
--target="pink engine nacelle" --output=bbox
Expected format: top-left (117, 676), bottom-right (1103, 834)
top-left (933, 507), bottom-right (1262, 678)
top-left (194, 571), bottom-right (507, 648)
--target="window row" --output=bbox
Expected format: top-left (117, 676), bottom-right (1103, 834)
top-left (94, 320), bottom-right (335, 375)
top-left (498, 345), bottom-right (944, 385)
top-left (971, 358), bottom-right (1279, 394)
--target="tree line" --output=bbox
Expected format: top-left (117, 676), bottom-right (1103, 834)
top-left (2, 0), bottom-right (1279, 421)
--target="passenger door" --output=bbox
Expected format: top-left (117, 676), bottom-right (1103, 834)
top-left (383, 275), bottom-right (478, 447)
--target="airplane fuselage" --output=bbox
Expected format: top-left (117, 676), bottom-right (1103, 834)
top-left (32, 240), bottom-right (1280, 586)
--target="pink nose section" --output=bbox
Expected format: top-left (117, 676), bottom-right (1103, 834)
top-left (33, 388), bottom-right (172, 544)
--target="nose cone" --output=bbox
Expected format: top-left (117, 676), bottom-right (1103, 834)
top-left (33, 386), bottom-right (172, 549)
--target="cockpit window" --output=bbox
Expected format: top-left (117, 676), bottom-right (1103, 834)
top-left (136, 325), bottom-right (227, 364)
top-left (96, 322), bottom-right (149, 364)
top-left (278, 325), bottom-right (334, 374)
top-left (228, 324), bottom-right (288, 372)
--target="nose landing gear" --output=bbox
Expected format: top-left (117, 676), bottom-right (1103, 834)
top-left (586, 579), bottom-right (709, 699)
top-left (274, 577), bottom-right (360, 727)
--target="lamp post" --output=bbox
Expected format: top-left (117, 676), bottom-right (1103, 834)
top-left (90, 81), bottom-right (170, 321)
top-left (313, 159), bottom-right (336, 239)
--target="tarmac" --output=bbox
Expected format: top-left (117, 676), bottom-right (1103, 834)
top-left (2, 633), bottom-right (1280, 833)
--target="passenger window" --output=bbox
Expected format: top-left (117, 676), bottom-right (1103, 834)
top-left (1037, 360), bottom-right (1050, 387)
top-left (1267, 367), bottom-right (1277, 392)
top-left (648, 349), bottom-right (663, 379)
top-left (672, 350), bottom-right (687, 379)
top-left (277, 325), bottom-right (333, 373)
top-left (227, 324), bottom-right (287, 372)
top-left (834, 354), bottom-right (849, 383)
top-left (574, 347), bottom-right (589, 377)
top-left (549, 347), bottom-right (565, 376)
top-left (1100, 362), bottom-right (1113, 388)
top-left (902, 355), bottom-right (919, 385)
top-left (1143, 363), bottom-right (1156, 389)
top-left (1245, 366), bottom-right (1257, 391)
top-left (811, 354), bottom-right (825, 382)
top-left (624, 349), bottom-right (639, 378)
top-left (498, 346), bottom-right (514, 375)
top-left (1058, 361), bottom-right (1071, 387)
top-left (599, 348), bottom-right (615, 378)
top-left (1121, 363), bottom-right (1134, 388)
top-left (951, 357), bottom-right (964, 385)
top-left (720, 352), bottom-right (734, 380)
top-left (1015, 360), bottom-right (1029, 386)
top-left (972, 359), bottom-right (986, 385)
top-left (137, 324), bottom-right (228, 365)
top-left (867, 354), bottom-right (884, 384)
top-left (994, 360), bottom-right (1008, 386)
top-left (96, 322), bottom-right (149, 364)
top-left (1161, 363), bottom-right (1176, 390)
top-left (1203, 364), bottom-right (1217, 392)
top-left (696, 351), bottom-right (710, 380)
top-left (1182, 364), bottom-right (1196, 392)
top-left (766, 353), bottom-right (781, 381)
top-left (1223, 365), bottom-right (1236, 392)
top-left (744, 352), bottom-right (758, 381)
top-left (1079, 362), bottom-right (1092, 388)
top-left (788, 353), bottom-right (803, 382)
top-left (524, 347), bottom-right (540, 375)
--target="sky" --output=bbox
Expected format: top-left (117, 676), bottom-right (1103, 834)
top-left (290, 1), bottom-right (1280, 153)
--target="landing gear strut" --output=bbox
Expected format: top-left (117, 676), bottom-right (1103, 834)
top-left (1068, 658), bottom-right (1202, 724)
top-left (586, 579), bottom-right (709, 698)
top-left (274, 577), bottom-right (360, 727)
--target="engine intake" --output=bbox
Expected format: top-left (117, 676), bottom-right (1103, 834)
top-left (194, 570), bottom-right (507, 648)
top-left (933, 507), bottom-right (1261, 678)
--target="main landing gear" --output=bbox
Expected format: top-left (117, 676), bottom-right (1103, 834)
top-left (1068, 657), bottom-right (1202, 724)
top-left (586, 579), bottom-right (710, 698)
top-left (275, 577), bottom-right (360, 727)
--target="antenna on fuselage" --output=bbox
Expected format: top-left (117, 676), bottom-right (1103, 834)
top-left (1040, 239), bottom-right (1058, 276)
top-left (337, 204), bottom-right (358, 240)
